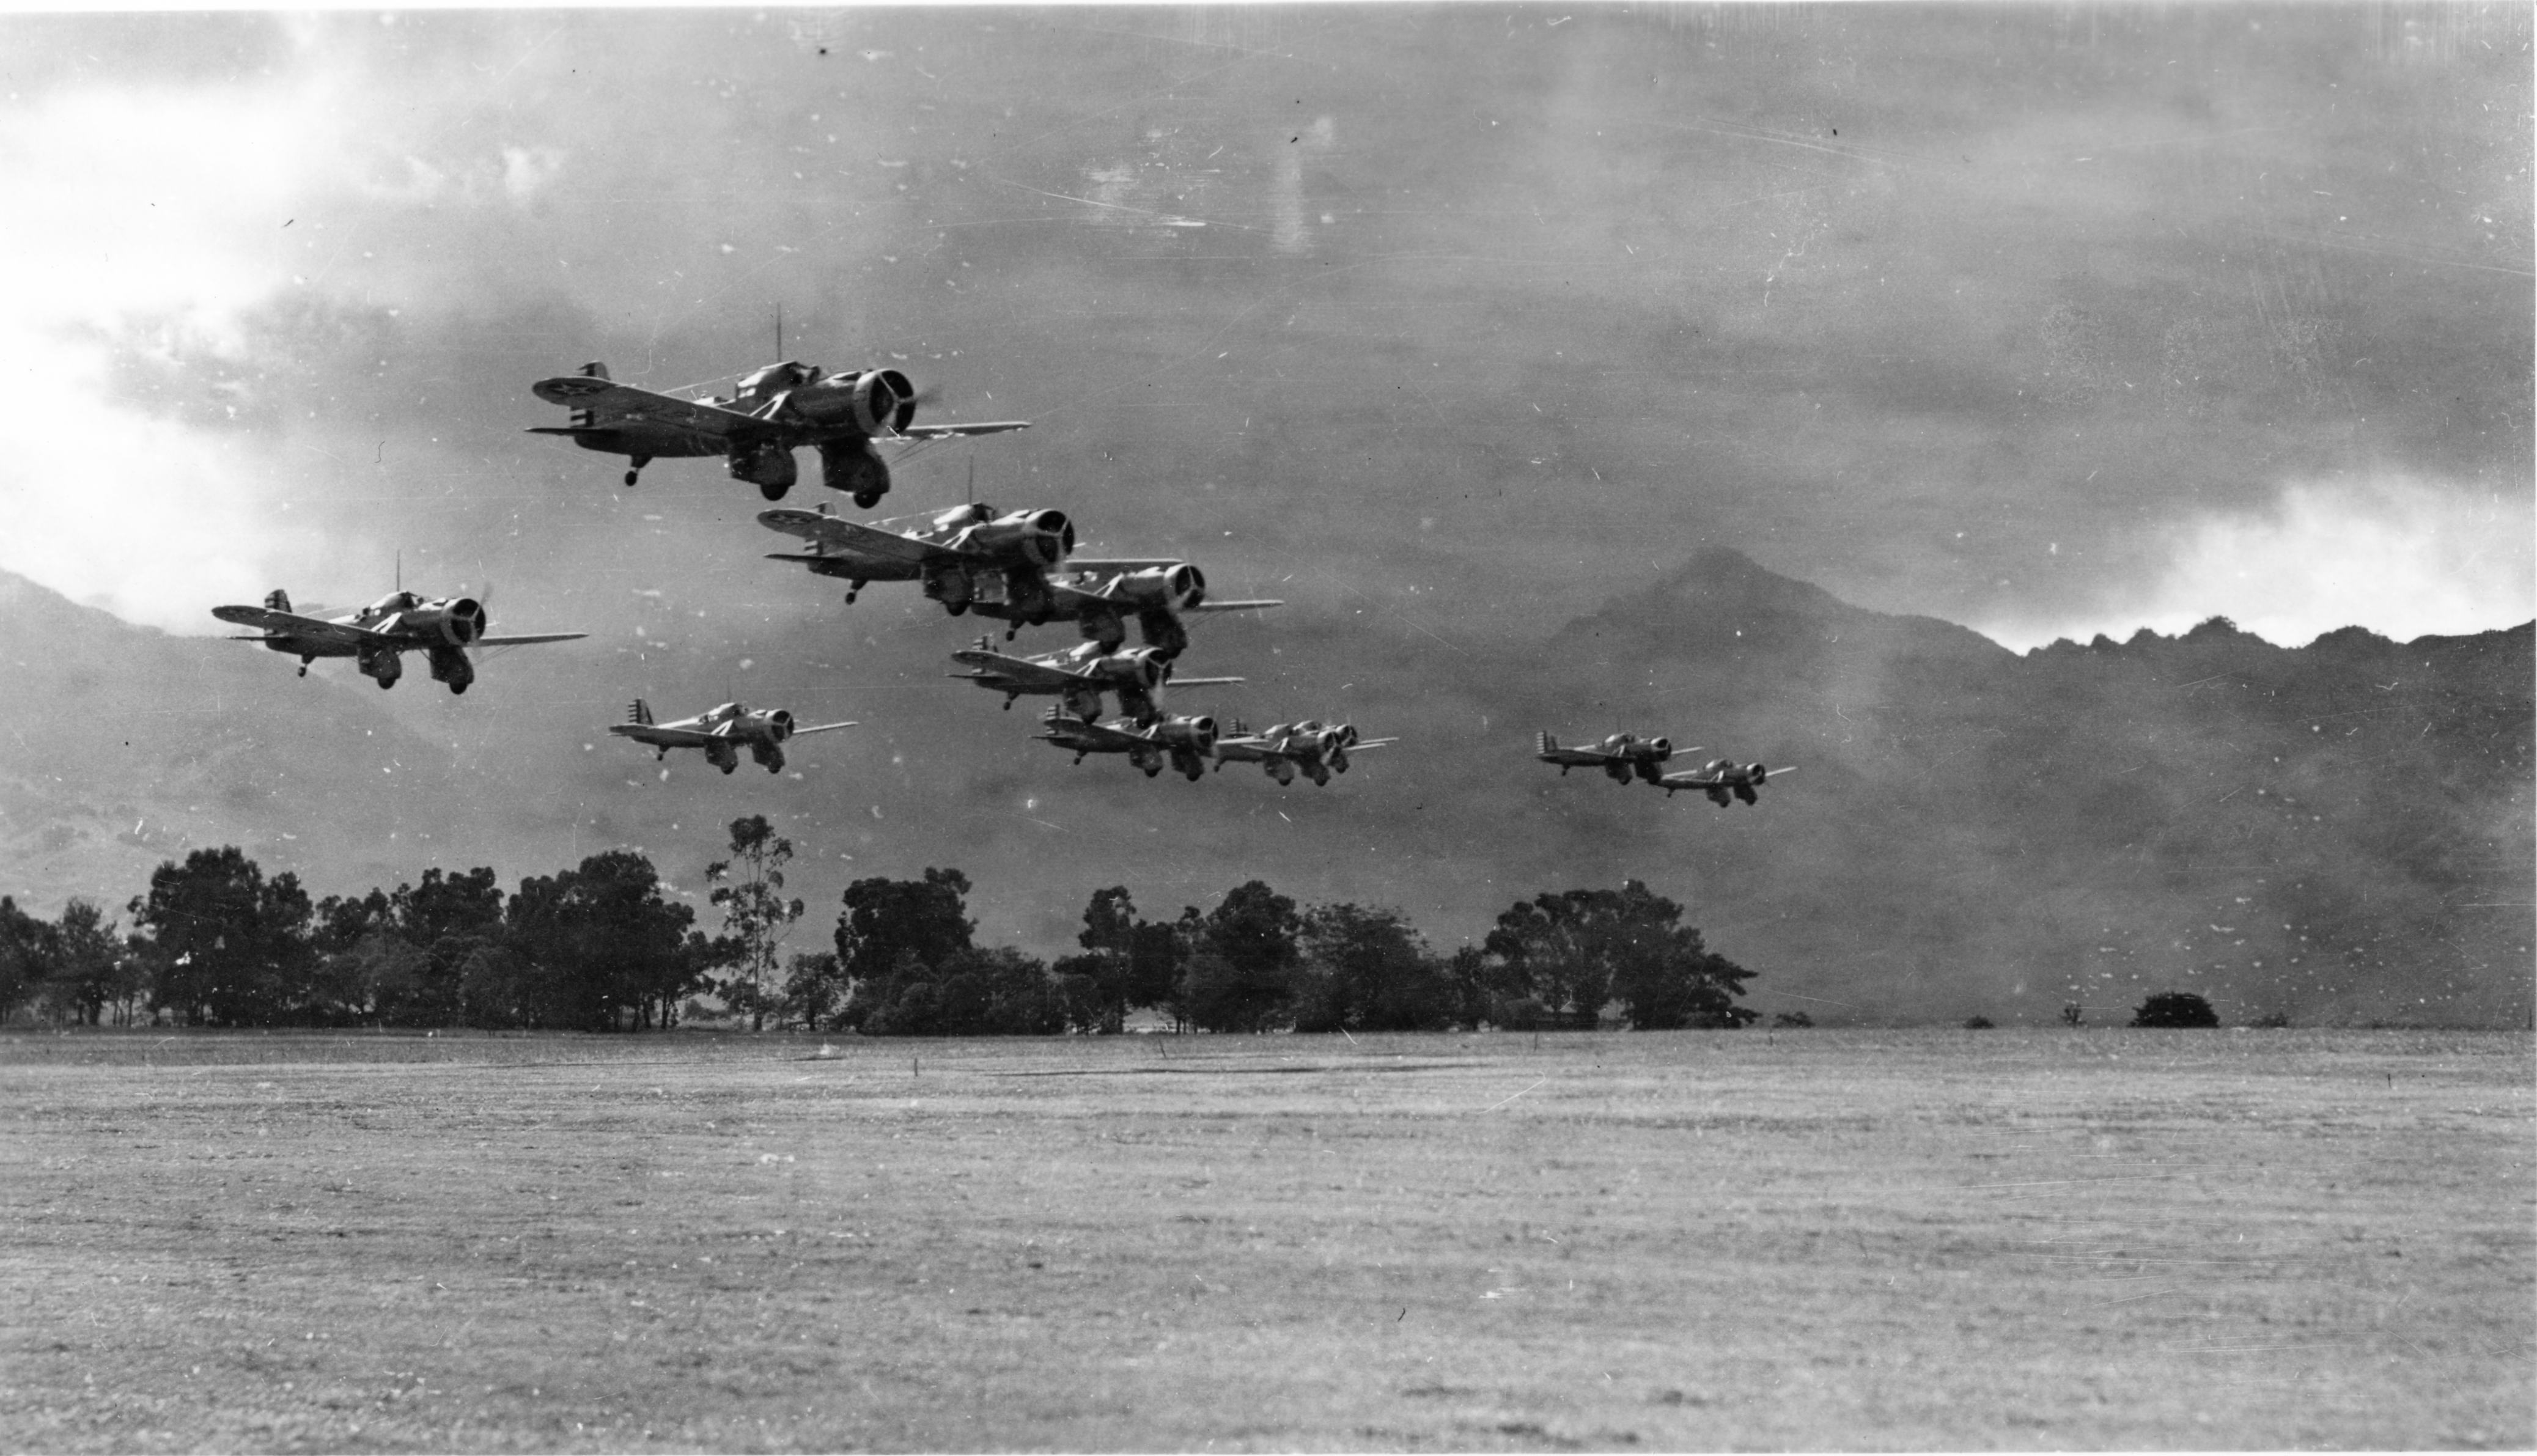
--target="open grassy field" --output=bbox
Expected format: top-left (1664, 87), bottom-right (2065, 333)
top-left (1, 1027), bottom-right (2528, 1452)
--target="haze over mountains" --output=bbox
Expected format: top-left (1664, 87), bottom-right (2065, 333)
top-left (5, 553), bottom-right (2524, 1028)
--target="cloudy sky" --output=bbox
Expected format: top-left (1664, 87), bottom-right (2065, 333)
top-left (0, 5), bottom-right (2528, 960)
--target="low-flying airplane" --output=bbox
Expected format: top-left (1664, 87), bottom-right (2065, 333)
top-left (529, 359), bottom-right (1027, 506)
top-left (1034, 706), bottom-right (1218, 781)
top-left (211, 589), bottom-right (584, 694)
top-left (1535, 731), bottom-right (1684, 784)
top-left (759, 501), bottom-right (1078, 631)
top-left (1211, 719), bottom-right (1396, 787)
top-left (608, 699), bottom-right (855, 775)
top-left (949, 636), bottom-right (1241, 724)
top-left (1653, 759), bottom-right (1795, 806)
top-left (968, 560), bottom-right (1283, 656)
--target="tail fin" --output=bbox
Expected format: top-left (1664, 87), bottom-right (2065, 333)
top-left (626, 699), bottom-right (653, 726)
top-left (264, 589), bottom-right (292, 614)
top-left (1536, 730), bottom-right (1556, 754)
top-left (576, 361), bottom-right (611, 381)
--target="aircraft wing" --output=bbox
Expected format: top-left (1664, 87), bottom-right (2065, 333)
top-left (949, 647), bottom-right (1091, 690)
top-left (790, 720), bottom-right (858, 737)
top-left (1187, 598), bottom-right (1284, 613)
top-left (757, 509), bottom-right (950, 573)
top-left (609, 722), bottom-right (714, 748)
top-left (1046, 716), bottom-right (1157, 751)
top-left (1160, 675), bottom-right (1244, 687)
top-left (474, 633), bottom-right (589, 647)
top-left (531, 376), bottom-right (768, 438)
top-left (1059, 558), bottom-right (1187, 573)
top-left (1349, 737), bottom-right (1400, 751)
top-left (1537, 746), bottom-right (1619, 767)
top-left (897, 421), bottom-right (1031, 440)
top-left (210, 604), bottom-right (394, 649)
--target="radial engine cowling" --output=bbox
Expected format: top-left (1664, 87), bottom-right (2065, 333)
top-left (837, 369), bottom-right (914, 436)
top-left (767, 710), bottom-right (796, 743)
top-left (1643, 736), bottom-right (1673, 762)
top-left (959, 510), bottom-right (1076, 568)
top-left (1107, 647), bottom-right (1169, 693)
top-left (1154, 715), bottom-right (1218, 756)
top-left (1748, 762), bottom-right (1768, 783)
top-left (1106, 562), bottom-right (1206, 611)
top-left (402, 597), bottom-right (484, 647)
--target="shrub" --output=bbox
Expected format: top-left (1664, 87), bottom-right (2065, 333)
top-left (2131, 991), bottom-right (2220, 1028)
top-left (1963, 1015), bottom-right (1994, 1029)
top-left (1772, 1011), bottom-right (1813, 1028)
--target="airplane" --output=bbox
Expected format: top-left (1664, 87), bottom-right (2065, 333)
top-left (759, 501), bottom-right (1077, 632)
top-left (1210, 719), bottom-right (1397, 787)
top-left (211, 589), bottom-right (584, 694)
top-left (1653, 759), bottom-right (1795, 806)
top-left (968, 559), bottom-right (1283, 656)
top-left (608, 698), bottom-right (855, 776)
top-left (529, 359), bottom-right (1028, 506)
top-left (1535, 731), bottom-right (1685, 784)
top-left (1034, 706), bottom-right (1219, 781)
top-left (949, 636), bottom-right (1242, 724)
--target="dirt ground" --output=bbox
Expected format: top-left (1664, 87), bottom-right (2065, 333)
top-left (1, 1026), bottom-right (2528, 1451)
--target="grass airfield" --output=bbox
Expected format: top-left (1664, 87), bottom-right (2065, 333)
top-left (1, 1028), bottom-right (2528, 1452)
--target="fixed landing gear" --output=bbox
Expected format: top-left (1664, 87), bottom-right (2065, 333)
top-left (759, 479), bottom-right (790, 501)
top-left (844, 586), bottom-right (861, 605)
top-left (296, 662), bottom-right (310, 677)
top-left (449, 681), bottom-right (469, 696)
top-left (853, 489), bottom-right (883, 509)
top-left (1005, 625), bottom-right (1020, 641)
top-left (624, 454), bottom-right (650, 488)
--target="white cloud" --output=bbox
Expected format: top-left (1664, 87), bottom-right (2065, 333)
top-left (0, 53), bottom-right (568, 631)
top-left (1984, 477), bottom-right (2537, 649)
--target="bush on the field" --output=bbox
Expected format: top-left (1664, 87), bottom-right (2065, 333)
top-left (2132, 991), bottom-right (2221, 1028)
top-left (2248, 1010), bottom-right (2291, 1029)
top-left (1964, 1015), bottom-right (1995, 1029)
top-left (1774, 1011), bottom-right (1814, 1028)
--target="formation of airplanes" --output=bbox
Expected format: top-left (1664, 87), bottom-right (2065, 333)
top-left (209, 339), bottom-right (1795, 811)
top-left (1537, 732), bottom-right (1793, 806)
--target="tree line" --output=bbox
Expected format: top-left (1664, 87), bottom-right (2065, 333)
top-left (0, 817), bottom-right (1757, 1034)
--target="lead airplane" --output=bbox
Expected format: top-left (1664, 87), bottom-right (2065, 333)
top-left (1535, 731), bottom-right (1685, 784)
top-left (1652, 759), bottom-right (1795, 806)
top-left (212, 589), bottom-right (584, 694)
top-left (1034, 706), bottom-right (1219, 781)
top-left (530, 359), bottom-right (1027, 506)
top-left (948, 636), bottom-right (1241, 723)
top-left (1210, 719), bottom-right (1396, 787)
top-left (759, 501), bottom-right (1079, 632)
top-left (608, 699), bottom-right (856, 775)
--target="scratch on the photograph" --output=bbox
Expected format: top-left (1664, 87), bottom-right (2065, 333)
top-left (1483, 1078), bottom-right (1546, 1113)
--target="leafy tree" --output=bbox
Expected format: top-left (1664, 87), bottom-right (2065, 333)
top-left (0, 896), bottom-right (57, 1024)
top-left (1127, 920), bottom-right (1183, 1014)
top-left (1291, 903), bottom-right (1456, 1032)
top-left (2132, 990), bottom-right (2220, 1028)
top-left (835, 869), bottom-right (975, 1027)
top-left (506, 851), bottom-right (700, 1031)
top-left (1484, 881), bottom-right (1755, 1029)
top-left (50, 900), bottom-right (134, 1026)
top-left (129, 847), bottom-right (317, 1026)
top-left (1065, 886), bottom-right (1141, 1032)
top-left (706, 816), bottom-right (806, 1031)
top-left (781, 950), bottom-right (849, 1031)
top-left (1179, 881), bottom-right (1300, 1032)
